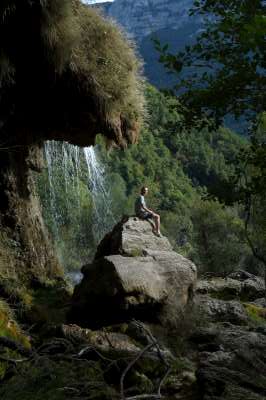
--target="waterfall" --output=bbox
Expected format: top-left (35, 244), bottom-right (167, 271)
top-left (83, 146), bottom-right (115, 242)
top-left (43, 141), bottom-right (114, 271)
top-left (44, 141), bottom-right (82, 235)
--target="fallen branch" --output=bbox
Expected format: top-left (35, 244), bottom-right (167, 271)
top-left (78, 345), bottom-right (115, 363)
top-left (120, 343), bottom-right (154, 400)
top-left (120, 321), bottom-right (172, 400)
top-left (136, 321), bottom-right (172, 396)
top-left (157, 367), bottom-right (171, 398)
top-left (0, 355), bottom-right (29, 364)
top-left (126, 395), bottom-right (162, 400)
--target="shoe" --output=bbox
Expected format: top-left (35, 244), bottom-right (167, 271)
top-left (154, 231), bottom-right (162, 237)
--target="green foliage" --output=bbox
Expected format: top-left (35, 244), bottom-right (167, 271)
top-left (243, 303), bottom-right (266, 325)
top-left (0, 299), bottom-right (30, 349)
top-left (156, 0), bottom-right (266, 124)
top-left (241, 113), bottom-right (266, 196)
top-left (190, 199), bottom-right (250, 273)
top-left (171, 127), bottom-right (246, 203)
top-left (236, 113), bottom-right (266, 271)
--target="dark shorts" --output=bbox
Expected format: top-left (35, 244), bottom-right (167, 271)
top-left (137, 212), bottom-right (153, 220)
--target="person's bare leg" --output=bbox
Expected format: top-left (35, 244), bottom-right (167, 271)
top-left (147, 219), bottom-right (156, 232)
top-left (153, 214), bottom-right (161, 235)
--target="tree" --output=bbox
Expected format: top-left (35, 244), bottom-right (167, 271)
top-left (155, 1), bottom-right (266, 281)
top-left (238, 113), bottom-right (266, 289)
top-left (190, 199), bottom-right (250, 274)
top-left (156, 0), bottom-right (266, 125)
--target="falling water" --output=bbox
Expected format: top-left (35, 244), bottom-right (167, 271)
top-left (44, 141), bottom-right (62, 237)
top-left (44, 140), bottom-right (114, 250)
top-left (44, 141), bottom-right (82, 237)
top-left (83, 146), bottom-right (115, 241)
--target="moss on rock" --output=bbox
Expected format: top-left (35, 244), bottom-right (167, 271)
top-left (0, 357), bottom-right (116, 400)
top-left (243, 303), bottom-right (266, 325)
top-left (0, 299), bottom-right (31, 381)
top-left (0, 300), bottom-right (30, 349)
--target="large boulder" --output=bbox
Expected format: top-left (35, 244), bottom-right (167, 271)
top-left (95, 216), bottom-right (172, 258)
top-left (70, 217), bottom-right (197, 328)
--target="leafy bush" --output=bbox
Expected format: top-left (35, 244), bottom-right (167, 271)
top-left (190, 200), bottom-right (251, 274)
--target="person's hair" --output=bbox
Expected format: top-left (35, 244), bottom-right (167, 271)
top-left (141, 186), bottom-right (148, 195)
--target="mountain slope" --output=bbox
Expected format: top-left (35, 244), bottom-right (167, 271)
top-left (97, 0), bottom-right (201, 87)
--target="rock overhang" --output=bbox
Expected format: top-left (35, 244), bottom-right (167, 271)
top-left (0, 1), bottom-right (144, 150)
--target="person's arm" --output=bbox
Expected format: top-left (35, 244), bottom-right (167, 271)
top-left (140, 196), bottom-right (153, 215)
top-left (141, 202), bottom-right (155, 215)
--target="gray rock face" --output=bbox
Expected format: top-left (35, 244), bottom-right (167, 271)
top-left (100, 0), bottom-right (195, 40)
top-left (197, 295), bottom-right (249, 325)
top-left (95, 216), bottom-right (172, 259)
top-left (192, 272), bottom-right (266, 399)
top-left (191, 323), bottom-right (266, 399)
top-left (197, 272), bottom-right (265, 301)
top-left (71, 217), bottom-right (197, 327)
top-left (253, 297), bottom-right (266, 308)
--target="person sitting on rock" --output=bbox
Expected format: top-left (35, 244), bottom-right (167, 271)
top-left (135, 186), bottom-right (161, 236)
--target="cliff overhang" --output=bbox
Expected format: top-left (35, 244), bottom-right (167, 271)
top-left (0, 0), bottom-right (144, 149)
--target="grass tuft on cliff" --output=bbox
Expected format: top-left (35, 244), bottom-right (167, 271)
top-left (0, 0), bottom-right (144, 146)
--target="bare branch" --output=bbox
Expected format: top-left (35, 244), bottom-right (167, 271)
top-left (120, 321), bottom-right (173, 400)
top-left (126, 395), bottom-right (162, 400)
top-left (0, 356), bottom-right (29, 364)
top-left (120, 343), bottom-right (154, 400)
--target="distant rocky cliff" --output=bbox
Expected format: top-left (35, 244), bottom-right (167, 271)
top-left (100, 0), bottom-right (195, 40)
top-left (97, 0), bottom-right (201, 87)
